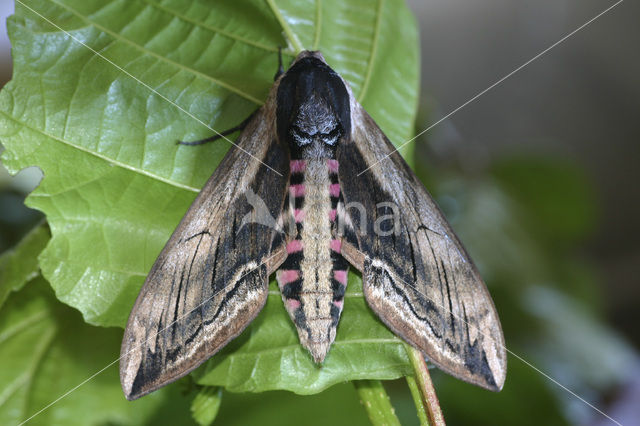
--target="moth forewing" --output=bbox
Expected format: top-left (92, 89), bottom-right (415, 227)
top-left (335, 93), bottom-right (507, 391)
top-left (119, 95), bottom-right (290, 400)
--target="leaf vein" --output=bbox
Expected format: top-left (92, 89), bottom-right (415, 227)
top-left (265, 0), bottom-right (304, 52)
top-left (312, 0), bottom-right (322, 50)
top-left (49, 0), bottom-right (263, 104)
top-left (0, 311), bottom-right (49, 345)
top-left (0, 110), bottom-right (200, 193)
top-left (142, 0), bottom-right (286, 54)
top-left (19, 326), bottom-right (58, 421)
top-left (357, 0), bottom-right (383, 103)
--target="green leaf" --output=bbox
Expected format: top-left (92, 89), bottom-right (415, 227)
top-left (190, 387), bottom-right (222, 426)
top-left (405, 376), bottom-right (429, 426)
top-left (0, 276), bottom-right (194, 425)
top-left (0, 221), bottom-right (49, 309)
top-left (0, 0), bottom-right (418, 395)
top-left (196, 274), bottom-right (412, 394)
top-left (354, 380), bottom-right (401, 426)
top-left (215, 383), bottom-right (371, 426)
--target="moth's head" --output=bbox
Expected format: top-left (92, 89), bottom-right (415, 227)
top-left (276, 51), bottom-right (351, 158)
top-left (290, 50), bottom-right (326, 64)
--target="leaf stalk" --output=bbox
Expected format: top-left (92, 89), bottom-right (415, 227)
top-left (405, 344), bottom-right (446, 426)
top-left (354, 380), bottom-right (401, 426)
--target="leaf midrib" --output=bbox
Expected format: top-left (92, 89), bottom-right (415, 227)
top-left (357, 0), bottom-right (383, 103)
top-left (20, 326), bottom-right (58, 422)
top-left (264, 0), bottom-right (303, 52)
top-left (0, 309), bottom-right (57, 418)
top-left (312, 0), bottom-right (322, 50)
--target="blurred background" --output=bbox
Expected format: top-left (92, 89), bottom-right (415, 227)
top-left (408, 0), bottom-right (639, 341)
top-left (1, 0), bottom-right (638, 425)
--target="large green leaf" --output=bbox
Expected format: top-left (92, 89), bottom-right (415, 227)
top-left (196, 273), bottom-right (412, 394)
top-left (0, 277), bottom-right (194, 425)
top-left (214, 383), bottom-right (371, 426)
top-left (0, 0), bottom-right (418, 394)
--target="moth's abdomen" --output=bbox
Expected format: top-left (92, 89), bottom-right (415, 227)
top-left (276, 159), bottom-right (349, 362)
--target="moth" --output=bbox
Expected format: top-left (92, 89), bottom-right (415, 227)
top-left (120, 50), bottom-right (507, 400)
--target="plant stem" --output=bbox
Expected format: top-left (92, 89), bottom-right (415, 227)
top-left (354, 380), bottom-right (401, 426)
top-left (406, 344), bottom-right (446, 426)
top-left (406, 375), bottom-right (430, 425)
top-left (191, 386), bottom-right (223, 426)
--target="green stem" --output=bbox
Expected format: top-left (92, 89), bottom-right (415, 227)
top-left (405, 344), bottom-right (446, 426)
top-left (406, 375), bottom-right (430, 426)
top-left (354, 380), bottom-right (401, 426)
top-left (191, 386), bottom-right (223, 426)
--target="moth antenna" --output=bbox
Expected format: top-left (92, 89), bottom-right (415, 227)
top-left (177, 109), bottom-right (259, 146)
top-left (274, 46), bottom-right (284, 81)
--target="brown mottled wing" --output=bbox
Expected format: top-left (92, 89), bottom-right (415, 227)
top-left (337, 104), bottom-right (506, 391)
top-left (120, 105), bottom-right (289, 400)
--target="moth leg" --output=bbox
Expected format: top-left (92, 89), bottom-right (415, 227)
top-left (177, 109), bottom-right (259, 146)
top-left (274, 46), bottom-right (284, 81)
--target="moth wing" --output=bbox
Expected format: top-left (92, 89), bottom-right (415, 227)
top-left (337, 104), bottom-right (506, 391)
top-left (120, 106), bottom-right (290, 400)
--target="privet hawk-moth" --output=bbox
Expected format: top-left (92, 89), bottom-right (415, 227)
top-left (120, 51), bottom-right (506, 400)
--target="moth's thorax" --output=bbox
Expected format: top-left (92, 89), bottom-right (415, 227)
top-left (296, 138), bottom-right (336, 160)
top-left (276, 56), bottom-right (351, 156)
top-left (276, 157), bottom-right (349, 363)
top-left (294, 95), bottom-right (337, 136)
top-left (289, 93), bottom-right (341, 151)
